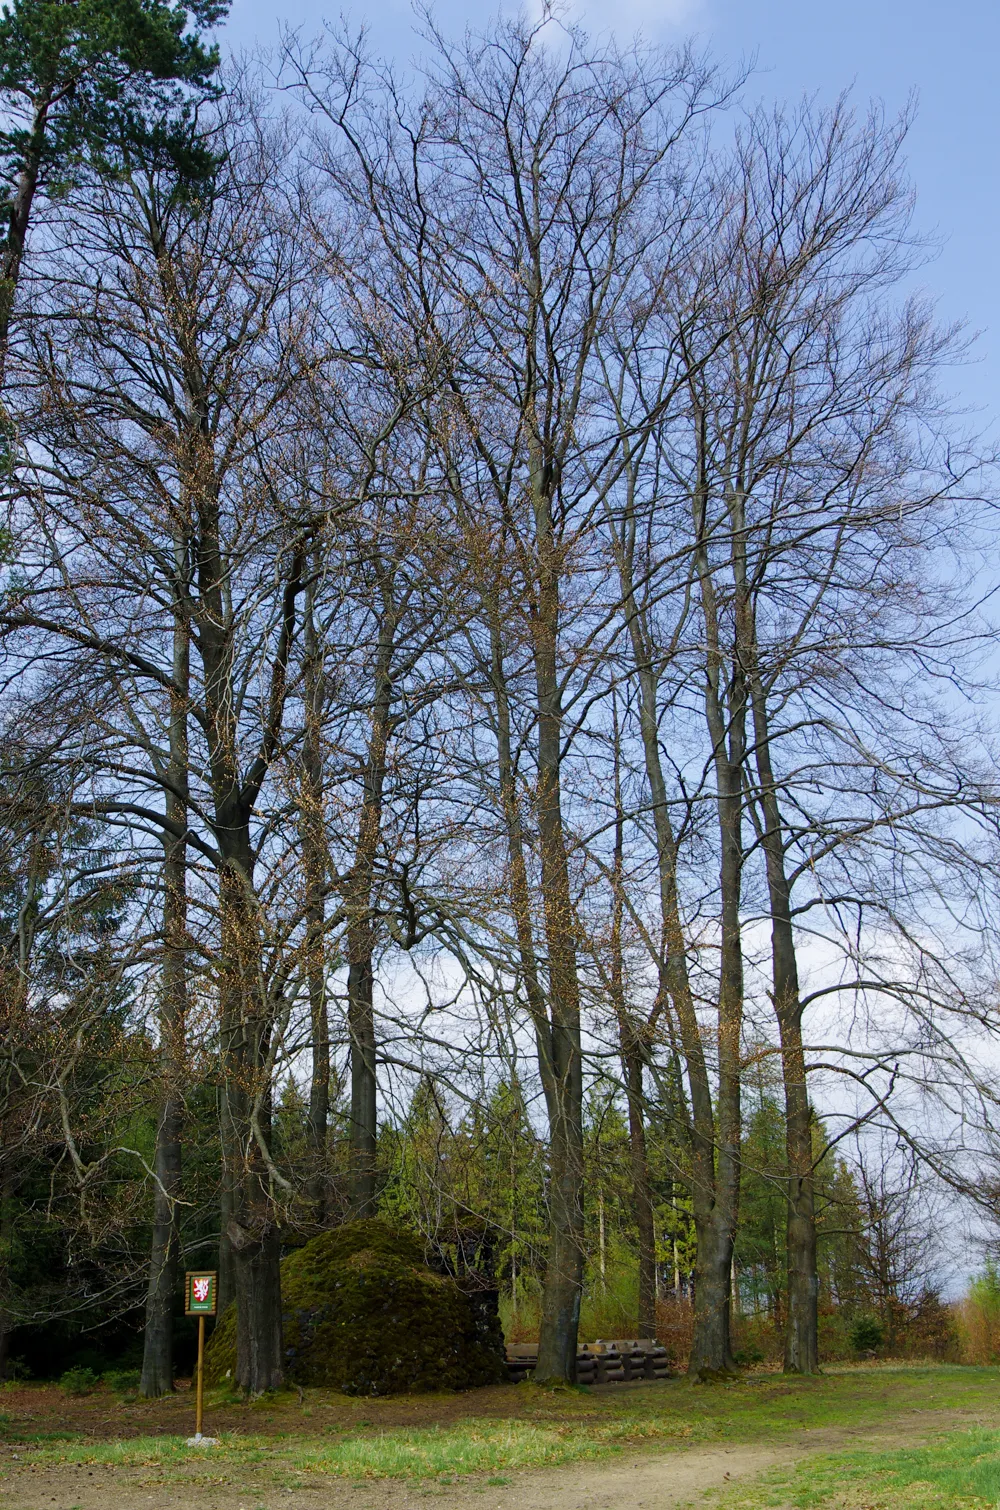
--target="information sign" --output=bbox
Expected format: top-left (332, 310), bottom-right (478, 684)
top-left (185, 1271), bottom-right (218, 1317)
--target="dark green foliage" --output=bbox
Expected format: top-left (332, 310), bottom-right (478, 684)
top-left (205, 1220), bottom-right (507, 1396)
top-left (850, 1314), bottom-right (885, 1354)
top-left (0, 0), bottom-right (226, 191)
top-left (105, 1367), bottom-right (140, 1393)
top-left (59, 1365), bottom-right (99, 1394)
top-left (0, 0), bottom-right (230, 413)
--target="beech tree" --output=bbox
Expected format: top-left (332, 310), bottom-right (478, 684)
top-left (0, 17), bottom-right (995, 1393)
top-left (3, 94), bottom-right (318, 1392)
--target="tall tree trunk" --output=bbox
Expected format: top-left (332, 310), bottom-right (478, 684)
top-left (217, 848), bottom-right (283, 1394)
top-left (485, 562), bottom-right (583, 1384)
top-left (608, 701), bottom-right (656, 1340)
top-left (720, 434), bottom-right (819, 1376)
top-left (140, 586), bottom-right (189, 1397)
top-left (347, 957), bottom-right (377, 1216)
top-left (624, 1049), bottom-right (657, 1339)
top-left (686, 415), bottom-right (746, 1376)
top-left (609, 454), bottom-right (743, 1375)
top-left (0, 92), bottom-right (48, 394)
top-left (347, 593), bottom-right (395, 1217)
top-left (301, 575), bottom-right (329, 1224)
top-left (748, 668), bottom-right (818, 1373)
top-left (197, 508), bottom-right (298, 1394)
top-left (532, 519), bottom-right (584, 1387)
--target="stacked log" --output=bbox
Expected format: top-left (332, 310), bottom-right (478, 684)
top-left (505, 1344), bottom-right (538, 1384)
top-left (504, 1338), bottom-right (672, 1385)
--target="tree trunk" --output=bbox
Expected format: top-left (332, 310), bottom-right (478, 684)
top-left (689, 1210), bottom-right (736, 1373)
top-left (346, 598), bottom-right (395, 1218)
top-left (741, 546), bottom-right (819, 1373)
top-left (532, 544), bottom-right (584, 1386)
top-left (609, 454), bottom-right (743, 1376)
top-left (141, 569), bottom-right (189, 1397)
top-left (201, 579), bottom-right (288, 1393)
top-left (608, 710), bottom-right (657, 1341)
top-left (0, 92), bottom-right (49, 392)
top-left (218, 854), bottom-right (284, 1394)
top-left (232, 1223), bottom-right (283, 1392)
top-left (686, 416), bottom-right (746, 1376)
top-left (624, 1050), bottom-right (657, 1340)
top-left (347, 956), bottom-right (377, 1216)
top-left (301, 577), bottom-right (329, 1224)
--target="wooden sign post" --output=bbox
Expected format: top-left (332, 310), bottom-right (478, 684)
top-left (184, 1271), bottom-right (218, 1442)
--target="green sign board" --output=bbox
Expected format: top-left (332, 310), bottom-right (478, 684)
top-left (185, 1271), bottom-right (217, 1316)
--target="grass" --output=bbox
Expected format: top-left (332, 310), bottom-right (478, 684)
top-left (0, 1417), bottom-right (698, 1479)
top-left (704, 1426), bottom-right (1000, 1508)
top-left (2, 1366), bottom-right (1000, 1487)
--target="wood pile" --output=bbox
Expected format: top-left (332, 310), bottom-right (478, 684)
top-left (505, 1338), bottom-right (671, 1384)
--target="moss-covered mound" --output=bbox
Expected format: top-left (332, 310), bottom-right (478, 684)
top-left (204, 1219), bottom-right (506, 1395)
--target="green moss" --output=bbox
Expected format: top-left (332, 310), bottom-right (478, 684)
top-left (205, 1219), bottom-right (506, 1396)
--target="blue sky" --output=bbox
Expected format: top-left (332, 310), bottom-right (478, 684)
top-left (221, 0), bottom-right (999, 432)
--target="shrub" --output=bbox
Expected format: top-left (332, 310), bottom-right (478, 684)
top-left (59, 1366), bottom-right (99, 1396)
top-left (499, 1275), bottom-right (543, 1345)
top-left (205, 1218), bottom-right (506, 1396)
top-left (958, 1264), bottom-right (1000, 1363)
top-left (849, 1315), bottom-right (884, 1354)
top-left (895, 1288), bottom-right (960, 1361)
top-left (733, 1312), bottom-right (783, 1366)
top-left (654, 1297), bottom-right (695, 1366)
top-left (105, 1368), bottom-right (141, 1394)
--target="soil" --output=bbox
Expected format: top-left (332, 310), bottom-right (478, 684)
top-left (0, 1383), bottom-right (994, 1510)
top-left (0, 1379), bottom-right (525, 1442)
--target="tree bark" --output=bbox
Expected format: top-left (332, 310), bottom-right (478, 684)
top-left (747, 660), bottom-right (818, 1374)
top-left (609, 704), bottom-right (657, 1341)
top-left (140, 580), bottom-right (189, 1397)
top-left (0, 90), bottom-right (49, 392)
top-left (624, 1050), bottom-right (657, 1340)
top-left (347, 957), bottom-right (377, 1216)
top-left (686, 412), bottom-right (746, 1376)
top-left (196, 491), bottom-right (299, 1395)
top-left (346, 592), bottom-right (395, 1218)
top-left (217, 849), bottom-right (284, 1394)
top-left (608, 447), bottom-right (743, 1375)
top-left (532, 508), bottom-right (584, 1387)
top-left (301, 575), bottom-right (329, 1224)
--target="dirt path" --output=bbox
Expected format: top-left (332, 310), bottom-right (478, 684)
top-left (0, 1408), bottom-right (993, 1510)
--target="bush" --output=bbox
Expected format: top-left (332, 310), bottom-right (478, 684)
top-left (958, 1264), bottom-right (1000, 1363)
top-left (849, 1315), bottom-right (884, 1354)
top-left (655, 1297), bottom-right (695, 1366)
top-left (59, 1366), bottom-right (99, 1396)
top-left (205, 1218), bottom-right (506, 1396)
top-left (732, 1343), bottom-right (765, 1367)
top-left (895, 1289), bottom-right (960, 1361)
top-left (104, 1368), bottom-right (140, 1394)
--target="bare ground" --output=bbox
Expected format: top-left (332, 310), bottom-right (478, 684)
top-left (0, 1405), bottom-right (994, 1510)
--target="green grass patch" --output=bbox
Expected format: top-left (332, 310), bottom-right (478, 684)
top-left (6, 1367), bottom-right (1000, 1484)
top-left (16, 1417), bottom-right (697, 1480)
top-left (705, 1426), bottom-right (1000, 1508)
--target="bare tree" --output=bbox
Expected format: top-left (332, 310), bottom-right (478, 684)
top-left (286, 12), bottom-right (721, 1380)
top-left (3, 91), bottom-right (318, 1392)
